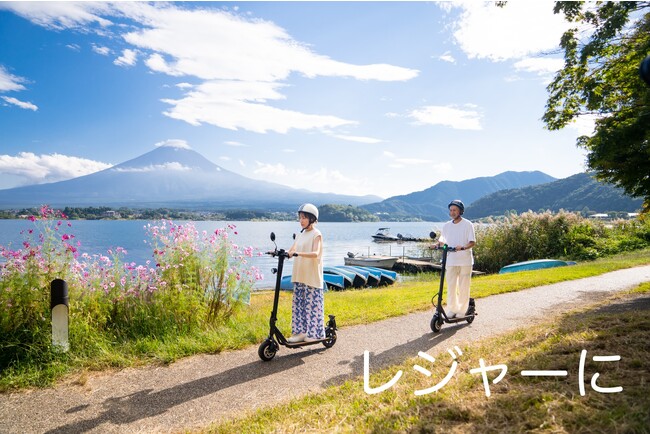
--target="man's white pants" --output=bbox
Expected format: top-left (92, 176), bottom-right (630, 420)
top-left (445, 265), bottom-right (472, 315)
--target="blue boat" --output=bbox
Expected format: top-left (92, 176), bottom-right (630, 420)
top-left (341, 265), bottom-right (381, 287)
top-left (356, 266), bottom-right (398, 285)
top-left (323, 266), bottom-right (356, 288)
top-left (280, 274), bottom-right (345, 291)
top-left (498, 259), bottom-right (577, 274)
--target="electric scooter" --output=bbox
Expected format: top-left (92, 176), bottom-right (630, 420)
top-left (258, 232), bottom-right (337, 361)
top-left (429, 232), bottom-right (477, 333)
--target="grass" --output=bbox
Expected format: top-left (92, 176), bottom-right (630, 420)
top-left (206, 283), bottom-right (650, 433)
top-left (2, 248), bottom-right (650, 392)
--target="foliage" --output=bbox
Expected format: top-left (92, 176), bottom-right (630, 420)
top-left (473, 210), bottom-right (650, 272)
top-left (318, 204), bottom-right (380, 222)
top-left (0, 207), bottom-right (259, 372)
top-left (544, 2), bottom-right (650, 211)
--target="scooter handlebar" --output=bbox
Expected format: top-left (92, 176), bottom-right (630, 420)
top-left (265, 250), bottom-right (296, 258)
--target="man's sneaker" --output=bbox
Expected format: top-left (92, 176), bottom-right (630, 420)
top-left (287, 333), bottom-right (306, 343)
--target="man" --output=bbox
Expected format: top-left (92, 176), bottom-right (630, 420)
top-left (435, 199), bottom-right (476, 318)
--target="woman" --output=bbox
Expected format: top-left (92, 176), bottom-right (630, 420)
top-left (287, 203), bottom-right (324, 343)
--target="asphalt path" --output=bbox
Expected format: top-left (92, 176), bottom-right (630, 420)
top-left (1, 265), bottom-right (649, 433)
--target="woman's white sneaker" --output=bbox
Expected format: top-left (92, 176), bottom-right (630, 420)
top-left (287, 333), bottom-right (306, 343)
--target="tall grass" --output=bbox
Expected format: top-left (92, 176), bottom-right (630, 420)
top-left (473, 211), bottom-right (650, 273)
top-left (0, 206), bottom-right (260, 373)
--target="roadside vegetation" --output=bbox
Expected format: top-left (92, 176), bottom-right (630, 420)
top-left (471, 210), bottom-right (650, 273)
top-left (1, 208), bottom-right (649, 392)
top-left (208, 284), bottom-right (650, 433)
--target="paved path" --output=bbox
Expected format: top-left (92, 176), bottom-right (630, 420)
top-left (1, 266), bottom-right (649, 434)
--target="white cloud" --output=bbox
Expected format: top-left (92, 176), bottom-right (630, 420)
top-left (113, 162), bottom-right (190, 173)
top-left (66, 43), bottom-right (81, 51)
top-left (253, 161), bottom-right (372, 196)
top-left (0, 152), bottom-right (112, 185)
top-left (282, 149), bottom-right (295, 153)
top-left (514, 57), bottom-right (564, 75)
top-left (433, 162), bottom-right (453, 174)
top-left (0, 2), bottom-right (112, 30)
top-left (383, 151), bottom-right (396, 158)
top-left (0, 66), bottom-right (26, 92)
top-left (330, 134), bottom-right (383, 144)
top-left (567, 114), bottom-right (598, 136)
top-left (449, 1), bottom-right (571, 62)
top-left (114, 49), bottom-right (137, 67)
top-left (1, 96), bottom-right (38, 111)
top-left (154, 139), bottom-right (191, 149)
top-left (92, 44), bottom-right (111, 56)
top-left (409, 105), bottom-right (482, 130)
top-left (162, 80), bottom-right (356, 133)
top-left (176, 82), bottom-right (194, 89)
top-left (4, 2), bottom-right (419, 135)
top-left (438, 51), bottom-right (456, 63)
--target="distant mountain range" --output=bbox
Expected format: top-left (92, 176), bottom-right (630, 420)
top-left (464, 172), bottom-right (644, 219)
top-left (361, 171), bottom-right (557, 221)
top-left (0, 147), bottom-right (640, 219)
top-left (0, 146), bottom-right (381, 210)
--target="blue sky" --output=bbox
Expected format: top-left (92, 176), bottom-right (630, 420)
top-left (0, 1), bottom-right (594, 199)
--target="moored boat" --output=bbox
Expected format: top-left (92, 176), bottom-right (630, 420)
top-left (344, 253), bottom-right (398, 269)
top-left (280, 274), bottom-right (345, 290)
top-left (498, 259), bottom-right (577, 274)
top-left (371, 228), bottom-right (400, 242)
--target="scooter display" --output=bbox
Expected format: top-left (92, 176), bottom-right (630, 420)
top-left (258, 232), bottom-right (337, 361)
top-left (429, 232), bottom-right (477, 333)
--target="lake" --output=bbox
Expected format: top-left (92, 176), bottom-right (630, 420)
top-left (0, 219), bottom-right (444, 288)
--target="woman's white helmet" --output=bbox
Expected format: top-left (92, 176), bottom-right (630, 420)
top-left (298, 203), bottom-right (319, 220)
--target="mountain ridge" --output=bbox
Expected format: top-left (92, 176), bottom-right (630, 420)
top-left (0, 146), bottom-right (381, 209)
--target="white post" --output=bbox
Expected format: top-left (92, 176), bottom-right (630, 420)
top-left (51, 279), bottom-right (69, 352)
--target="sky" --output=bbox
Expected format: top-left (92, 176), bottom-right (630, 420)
top-left (0, 1), bottom-right (596, 200)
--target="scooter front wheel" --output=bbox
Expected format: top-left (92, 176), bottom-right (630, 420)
top-left (258, 339), bottom-right (278, 361)
top-left (430, 313), bottom-right (442, 333)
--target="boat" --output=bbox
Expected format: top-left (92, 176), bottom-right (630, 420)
top-left (344, 252), bottom-right (398, 269)
top-left (280, 274), bottom-right (345, 291)
top-left (323, 266), bottom-right (356, 288)
top-left (371, 228), bottom-right (400, 242)
top-left (355, 266), bottom-right (398, 285)
top-left (339, 265), bottom-right (381, 287)
top-left (498, 259), bottom-right (577, 274)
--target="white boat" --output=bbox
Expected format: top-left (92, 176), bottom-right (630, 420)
top-left (344, 252), bottom-right (398, 269)
top-left (371, 227), bottom-right (400, 242)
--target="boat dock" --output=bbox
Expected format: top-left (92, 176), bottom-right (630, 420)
top-left (393, 257), bottom-right (484, 275)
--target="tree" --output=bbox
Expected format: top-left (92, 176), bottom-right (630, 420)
top-left (544, 2), bottom-right (650, 212)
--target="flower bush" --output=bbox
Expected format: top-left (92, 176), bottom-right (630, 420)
top-left (0, 207), bottom-right (260, 369)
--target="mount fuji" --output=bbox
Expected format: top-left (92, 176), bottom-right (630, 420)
top-left (0, 146), bottom-right (381, 210)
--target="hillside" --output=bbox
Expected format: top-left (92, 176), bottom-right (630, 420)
top-left (361, 171), bottom-right (556, 221)
top-left (464, 172), bottom-right (644, 218)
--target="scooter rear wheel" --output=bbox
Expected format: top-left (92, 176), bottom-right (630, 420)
top-left (430, 313), bottom-right (442, 333)
top-left (258, 339), bottom-right (277, 361)
top-left (323, 328), bottom-right (337, 348)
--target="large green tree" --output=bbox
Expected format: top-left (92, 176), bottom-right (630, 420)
top-left (544, 2), bottom-right (650, 212)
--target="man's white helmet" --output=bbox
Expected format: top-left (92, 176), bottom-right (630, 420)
top-left (298, 203), bottom-right (319, 220)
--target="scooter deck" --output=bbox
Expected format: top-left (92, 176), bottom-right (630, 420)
top-left (284, 338), bottom-right (328, 348)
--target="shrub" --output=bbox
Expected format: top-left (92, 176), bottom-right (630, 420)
top-left (0, 208), bottom-right (261, 370)
top-left (473, 211), bottom-right (650, 273)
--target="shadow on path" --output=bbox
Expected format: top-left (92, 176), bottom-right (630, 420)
top-left (48, 347), bottom-right (327, 433)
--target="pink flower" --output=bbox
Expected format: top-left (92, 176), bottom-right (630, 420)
top-left (28, 215), bottom-right (36, 222)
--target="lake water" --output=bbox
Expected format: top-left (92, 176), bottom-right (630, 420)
top-left (0, 219), bottom-right (444, 288)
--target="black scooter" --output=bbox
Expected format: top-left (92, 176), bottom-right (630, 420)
top-left (258, 232), bottom-right (337, 361)
top-left (429, 232), bottom-right (477, 333)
